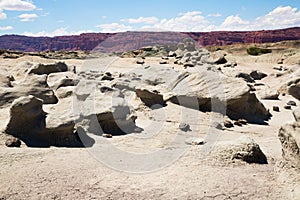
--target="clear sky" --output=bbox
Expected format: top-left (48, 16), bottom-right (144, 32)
top-left (0, 0), bottom-right (299, 36)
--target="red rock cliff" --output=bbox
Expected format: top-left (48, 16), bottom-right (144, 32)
top-left (0, 27), bottom-right (299, 52)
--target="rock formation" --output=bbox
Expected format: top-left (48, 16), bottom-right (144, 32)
top-left (0, 74), bottom-right (58, 107)
top-left (0, 27), bottom-right (299, 52)
top-left (210, 136), bottom-right (268, 164)
top-left (5, 95), bottom-right (82, 147)
top-left (278, 108), bottom-right (300, 168)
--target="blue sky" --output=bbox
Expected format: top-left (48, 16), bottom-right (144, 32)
top-left (0, 0), bottom-right (299, 36)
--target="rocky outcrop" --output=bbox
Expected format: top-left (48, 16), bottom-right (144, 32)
top-left (284, 69), bottom-right (300, 100)
top-left (28, 62), bottom-right (68, 75)
top-left (250, 70), bottom-right (267, 80)
top-left (257, 87), bottom-right (279, 100)
top-left (5, 95), bottom-right (82, 147)
top-left (278, 108), bottom-right (300, 168)
top-left (135, 88), bottom-right (165, 108)
top-left (0, 74), bottom-right (58, 107)
top-left (210, 136), bottom-right (268, 164)
top-left (0, 27), bottom-right (299, 52)
top-left (169, 67), bottom-right (270, 122)
top-left (192, 27), bottom-right (300, 46)
top-left (74, 82), bottom-right (139, 135)
top-left (288, 82), bottom-right (300, 100)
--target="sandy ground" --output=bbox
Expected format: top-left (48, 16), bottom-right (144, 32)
top-left (0, 48), bottom-right (299, 199)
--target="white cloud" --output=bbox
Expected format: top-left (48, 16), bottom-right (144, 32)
top-left (213, 6), bottom-right (300, 31)
top-left (208, 13), bottom-right (221, 17)
top-left (0, 25), bottom-right (12, 31)
top-left (0, 0), bottom-right (36, 11)
top-left (121, 16), bottom-right (158, 24)
top-left (254, 6), bottom-right (300, 30)
top-left (219, 15), bottom-right (249, 30)
top-left (95, 7), bottom-right (300, 32)
top-left (140, 11), bottom-right (209, 32)
top-left (23, 27), bottom-right (93, 37)
top-left (18, 13), bottom-right (37, 21)
top-left (57, 20), bottom-right (64, 23)
top-left (96, 23), bottom-right (132, 33)
top-left (0, 8), bottom-right (6, 19)
top-left (15, 6), bottom-right (300, 35)
top-left (101, 16), bottom-right (107, 19)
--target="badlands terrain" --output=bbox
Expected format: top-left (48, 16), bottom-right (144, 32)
top-left (0, 38), bottom-right (299, 199)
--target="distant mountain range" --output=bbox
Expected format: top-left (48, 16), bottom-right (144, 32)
top-left (0, 27), bottom-right (299, 52)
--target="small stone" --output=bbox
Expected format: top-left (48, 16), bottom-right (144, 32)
top-left (185, 137), bottom-right (205, 145)
top-left (277, 60), bottom-right (284, 64)
top-left (273, 106), bottom-right (280, 112)
top-left (215, 123), bottom-right (223, 130)
top-left (287, 101), bottom-right (296, 106)
top-left (284, 105), bottom-right (291, 110)
top-left (183, 62), bottom-right (195, 68)
top-left (224, 120), bottom-right (234, 128)
top-left (273, 66), bottom-right (283, 71)
top-left (5, 138), bottom-right (21, 147)
top-left (102, 133), bottom-right (112, 138)
top-left (250, 70), bottom-right (267, 80)
top-left (161, 56), bottom-right (169, 60)
top-left (136, 59), bottom-right (145, 64)
top-left (7, 75), bottom-right (15, 81)
top-left (234, 121), bottom-right (243, 126)
top-left (101, 75), bottom-right (114, 81)
top-left (179, 123), bottom-right (191, 132)
top-left (238, 119), bottom-right (247, 125)
top-left (133, 127), bottom-right (143, 133)
top-left (159, 60), bottom-right (168, 64)
top-left (168, 51), bottom-right (176, 57)
top-left (223, 61), bottom-right (237, 68)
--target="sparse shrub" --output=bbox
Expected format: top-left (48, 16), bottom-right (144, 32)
top-left (247, 47), bottom-right (272, 56)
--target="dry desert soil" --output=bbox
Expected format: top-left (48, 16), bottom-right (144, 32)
top-left (0, 42), bottom-right (299, 200)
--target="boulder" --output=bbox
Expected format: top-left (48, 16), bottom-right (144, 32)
top-left (287, 101), bottom-right (297, 106)
top-left (135, 88), bottom-right (165, 108)
top-left (293, 108), bottom-right (300, 122)
top-left (136, 59), bottom-right (145, 64)
top-left (0, 74), bottom-right (12, 87)
top-left (257, 88), bottom-right (279, 100)
top-left (168, 51), bottom-right (176, 57)
top-left (28, 62), bottom-right (68, 75)
top-left (47, 71), bottom-right (77, 87)
top-left (5, 137), bottom-right (21, 147)
top-left (209, 51), bottom-right (227, 64)
top-left (236, 72), bottom-right (255, 83)
top-left (5, 96), bottom-right (82, 147)
top-left (278, 108), bottom-right (300, 168)
top-left (224, 119), bottom-right (234, 128)
top-left (211, 136), bottom-right (268, 164)
top-left (286, 69), bottom-right (300, 100)
top-left (0, 74), bottom-right (58, 107)
top-left (179, 123), bottom-right (191, 132)
top-left (51, 78), bottom-right (79, 90)
top-left (250, 70), bottom-right (267, 80)
top-left (284, 105), bottom-right (291, 110)
top-left (56, 86), bottom-right (75, 99)
top-left (74, 84), bottom-right (139, 135)
top-left (273, 106), bottom-right (280, 112)
top-left (169, 67), bottom-right (270, 122)
top-left (288, 82), bottom-right (300, 100)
